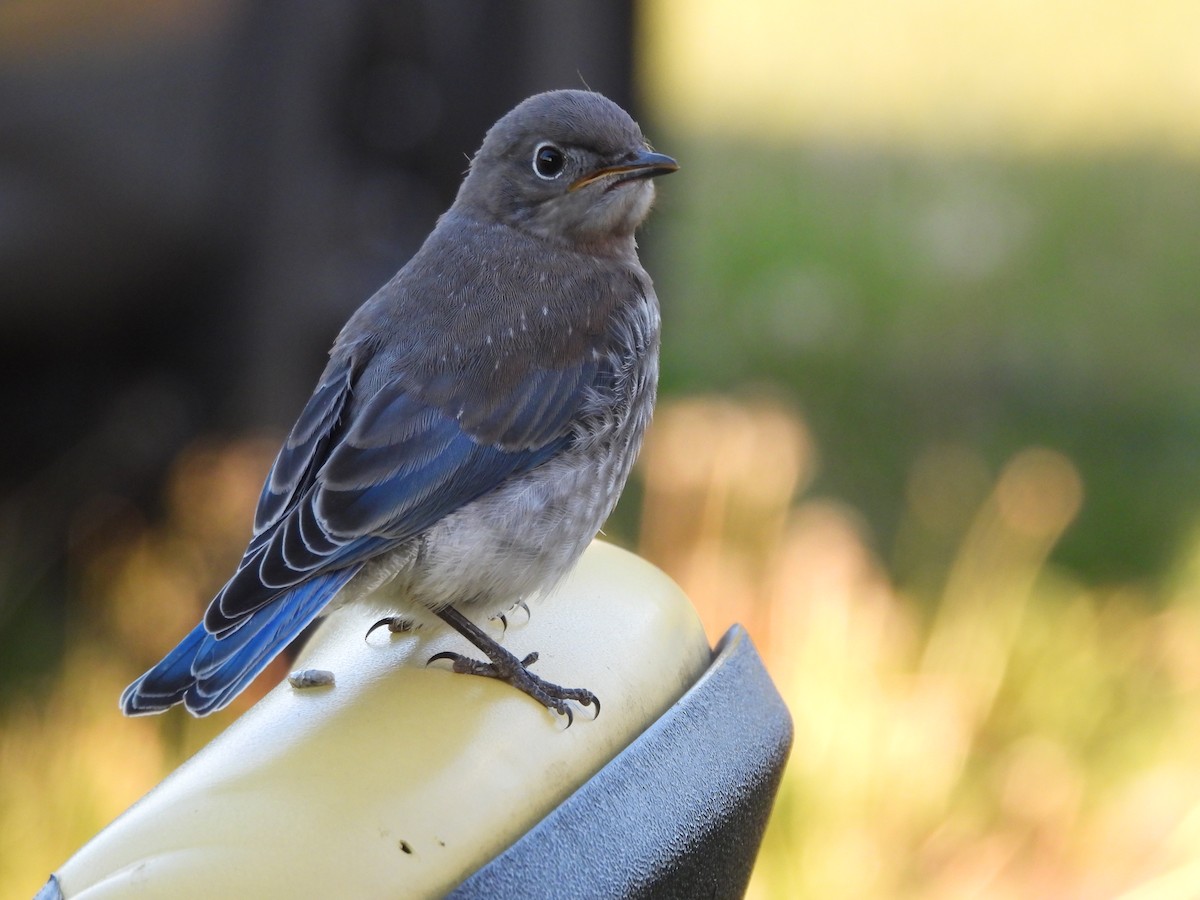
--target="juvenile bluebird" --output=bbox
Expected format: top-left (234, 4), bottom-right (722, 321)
top-left (120, 90), bottom-right (678, 721)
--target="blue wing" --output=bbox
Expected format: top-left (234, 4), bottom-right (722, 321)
top-left (204, 354), bottom-right (596, 631)
top-left (120, 567), bottom-right (361, 717)
top-left (121, 347), bottom-right (602, 715)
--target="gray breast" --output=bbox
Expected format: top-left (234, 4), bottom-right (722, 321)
top-left (383, 287), bottom-right (662, 620)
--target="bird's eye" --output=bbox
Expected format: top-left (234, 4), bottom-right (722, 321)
top-left (532, 143), bottom-right (566, 180)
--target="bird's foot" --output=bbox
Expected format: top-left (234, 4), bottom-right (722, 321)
top-left (432, 605), bottom-right (598, 725)
top-left (427, 647), bottom-right (599, 725)
top-left (365, 615), bottom-right (414, 640)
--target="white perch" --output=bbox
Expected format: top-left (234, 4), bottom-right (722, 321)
top-left (44, 542), bottom-right (711, 898)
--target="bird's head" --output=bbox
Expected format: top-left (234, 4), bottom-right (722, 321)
top-left (456, 90), bottom-right (678, 251)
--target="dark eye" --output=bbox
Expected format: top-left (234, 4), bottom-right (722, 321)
top-left (532, 142), bottom-right (566, 179)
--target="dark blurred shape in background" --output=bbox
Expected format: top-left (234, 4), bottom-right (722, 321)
top-left (0, 0), bottom-right (634, 688)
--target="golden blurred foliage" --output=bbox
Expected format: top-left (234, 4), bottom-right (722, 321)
top-left (8, 406), bottom-right (1200, 898)
top-left (635, 398), bottom-right (1200, 898)
top-left (0, 438), bottom-right (276, 895)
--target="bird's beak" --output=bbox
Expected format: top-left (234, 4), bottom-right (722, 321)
top-left (569, 150), bottom-right (679, 192)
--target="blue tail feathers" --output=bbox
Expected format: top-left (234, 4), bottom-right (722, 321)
top-left (120, 566), bottom-right (362, 717)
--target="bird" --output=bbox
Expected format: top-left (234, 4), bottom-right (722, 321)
top-left (120, 89), bottom-right (678, 722)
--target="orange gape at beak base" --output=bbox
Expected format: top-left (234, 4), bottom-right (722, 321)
top-left (569, 150), bottom-right (680, 192)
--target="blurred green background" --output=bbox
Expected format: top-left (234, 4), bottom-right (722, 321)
top-left (5, 1), bottom-right (1200, 897)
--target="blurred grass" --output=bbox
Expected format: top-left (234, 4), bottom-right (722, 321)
top-left (8, 405), bottom-right (1200, 897)
top-left (637, 399), bottom-right (1200, 898)
top-left (645, 141), bottom-right (1200, 582)
top-left (0, 440), bottom-right (269, 894)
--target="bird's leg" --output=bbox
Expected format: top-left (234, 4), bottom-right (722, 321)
top-left (429, 605), bottom-right (599, 725)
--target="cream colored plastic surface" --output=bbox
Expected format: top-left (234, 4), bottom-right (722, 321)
top-left (54, 542), bottom-right (710, 899)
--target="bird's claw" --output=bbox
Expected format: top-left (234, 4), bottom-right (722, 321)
top-left (492, 601), bottom-right (533, 635)
top-left (365, 615), bottom-right (413, 641)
